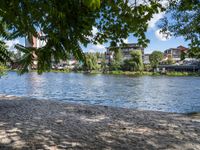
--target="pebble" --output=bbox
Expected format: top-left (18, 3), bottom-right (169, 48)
top-left (0, 96), bottom-right (199, 150)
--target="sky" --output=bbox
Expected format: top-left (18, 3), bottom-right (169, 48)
top-left (4, 1), bottom-right (189, 55)
top-left (84, 10), bottom-right (189, 54)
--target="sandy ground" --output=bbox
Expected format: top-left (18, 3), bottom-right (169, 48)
top-left (0, 95), bottom-right (199, 150)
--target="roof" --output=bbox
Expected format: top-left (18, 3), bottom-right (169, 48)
top-left (177, 45), bottom-right (188, 51)
top-left (106, 43), bottom-right (143, 50)
top-left (164, 45), bottom-right (188, 52)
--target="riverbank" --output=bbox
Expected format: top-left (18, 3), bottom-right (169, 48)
top-left (0, 95), bottom-right (199, 149)
top-left (10, 69), bottom-right (200, 77)
top-left (107, 71), bottom-right (200, 76)
top-left (47, 70), bottom-right (200, 77)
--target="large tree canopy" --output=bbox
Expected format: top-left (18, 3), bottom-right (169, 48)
top-left (0, 0), bottom-right (164, 73)
top-left (149, 51), bottom-right (163, 68)
top-left (160, 0), bottom-right (200, 58)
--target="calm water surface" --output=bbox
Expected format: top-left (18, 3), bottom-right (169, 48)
top-left (0, 71), bottom-right (200, 113)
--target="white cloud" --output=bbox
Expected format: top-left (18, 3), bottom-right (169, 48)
top-left (87, 26), bottom-right (98, 41)
top-left (128, 0), bottom-right (169, 7)
top-left (155, 29), bottom-right (171, 41)
top-left (5, 39), bottom-right (20, 51)
top-left (127, 0), bottom-right (147, 6)
top-left (148, 12), bottom-right (165, 29)
top-left (88, 43), bottom-right (106, 53)
top-left (147, 0), bottom-right (169, 29)
top-left (122, 38), bottom-right (128, 43)
top-left (127, 0), bottom-right (168, 29)
top-left (116, 38), bottom-right (129, 46)
top-left (144, 49), bottom-right (154, 54)
top-left (160, 0), bottom-right (170, 8)
top-left (92, 26), bottom-right (98, 36)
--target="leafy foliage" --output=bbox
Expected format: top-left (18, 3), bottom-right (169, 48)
top-left (0, 63), bottom-right (7, 76)
top-left (110, 49), bottom-right (123, 71)
top-left (160, 0), bottom-right (200, 58)
top-left (123, 50), bottom-right (143, 71)
top-left (0, 41), bottom-right (11, 64)
top-left (100, 53), bottom-right (108, 73)
top-left (0, 0), bottom-right (164, 73)
top-left (180, 51), bottom-right (186, 61)
top-left (83, 53), bottom-right (98, 71)
top-left (149, 51), bottom-right (163, 68)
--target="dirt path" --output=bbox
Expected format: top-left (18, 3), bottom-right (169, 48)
top-left (0, 95), bottom-right (199, 150)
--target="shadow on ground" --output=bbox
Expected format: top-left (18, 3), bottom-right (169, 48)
top-left (0, 96), bottom-right (199, 150)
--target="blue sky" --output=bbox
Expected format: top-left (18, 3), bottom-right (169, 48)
top-left (5, 3), bottom-right (189, 54)
top-left (8, 28), bottom-right (188, 55)
top-left (84, 11), bottom-right (189, 54)
top-left (83, 29), bottom-right (189, 54)
top-left (82, 1), bottom-right (189, 54)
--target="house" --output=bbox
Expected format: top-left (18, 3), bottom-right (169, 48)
top-left (160, 46), bottom-right (200, 72)
top-left (25, 32), bottom-right (47, 69)
top-left (143, 54), bottom-right (150, 64)
top-left (25, 32), bottom-right (46, 48)
top-left (106, 43), bottom-right (144, 64)
top-left (163, 45), bottom-right (188, 62)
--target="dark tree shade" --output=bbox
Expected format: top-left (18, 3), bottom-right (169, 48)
top-left (0, 41), bottom-right (11, 64)
top-left (0, 0), bottom-right (164, 73)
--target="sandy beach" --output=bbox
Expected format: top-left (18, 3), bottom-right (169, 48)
top-left (0, 95), bottom-right (199, 150)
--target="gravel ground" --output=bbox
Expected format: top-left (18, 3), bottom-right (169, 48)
top-left (0, 95), bottom-right (199, 150)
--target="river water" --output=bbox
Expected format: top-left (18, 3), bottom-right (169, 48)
top-left (0, 71), bottom-right (200, 113)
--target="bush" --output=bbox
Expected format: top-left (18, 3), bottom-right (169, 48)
top-left (166, 71), bottom-right (200, 76)
top-left (0, 64), bottom-right (7, 76)
top-left (144, 64), bottom-right (152, 71)
top-left (149, 51), bottom-right (163, 68)
top-left (122, 50), bottom-right (143, 71)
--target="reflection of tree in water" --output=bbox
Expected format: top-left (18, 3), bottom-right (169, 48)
top-left (26, 73), bottom-right (46, 97)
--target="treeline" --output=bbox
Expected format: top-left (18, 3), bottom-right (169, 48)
top-left (77, 50), bottom-right (145, 73)
top-left (77, 50), bottom-right (178, 73)
top-left (5, 49), bottom-right (177, 74)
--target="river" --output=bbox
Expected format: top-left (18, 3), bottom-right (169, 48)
top-left (0, 71), bottom-right (200, 113)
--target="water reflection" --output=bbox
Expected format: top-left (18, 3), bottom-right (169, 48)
top-left (0, 71), bottom-right (200, 113)
top-left (26, 73), bottom-right (45, 98)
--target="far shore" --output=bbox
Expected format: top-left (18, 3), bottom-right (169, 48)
top-left (0, 95), bottom-right (199, 149)
top-left (10, 69), bottom-right (200, 77)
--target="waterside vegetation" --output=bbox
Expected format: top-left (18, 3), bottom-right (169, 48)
top-left (71, 51), bottom-right (200, 77)
top-left (7, 49), bottom-right (199, 77)
top-left (0, 64), bottom-right (7, 76)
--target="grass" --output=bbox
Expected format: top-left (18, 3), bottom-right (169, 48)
top-left (9, 68), bottom-right (200, 77)
top-left (107, 71), bottom-right (200, 77)
top-left (49, 70), bottom-right (200, 77)
top-left (166, 71), bottom-right (200, 76)
top-left (50, 69), bottom-right (70, 73)
top-left (107, 71), bottom-right (153, 76)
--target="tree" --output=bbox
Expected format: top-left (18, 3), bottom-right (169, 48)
top-left (0, 0), bottom-right (164, 73)
top-left (123, 50), bottom-right (143, 71)
top-left (0, 64), bottom-right (7, 76)
top-left (166, 55), bottom-right (174, 65)
top-left (0, 42), bottom-right (10, 76)
top-left (0, 41), bottom-right (11, 64)
top-left (160, 0), bottom-right (200, 58)
top-left (100, 53), bottom-right (108, 73)
top-left (180, 51), bottom-right (186, 61)
top-left (83, 53), bottom-right (98, 72)
top-left (149, 51), bottom-right (163, 68)
top-left (110, 49), bottom-right (123, 71)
